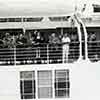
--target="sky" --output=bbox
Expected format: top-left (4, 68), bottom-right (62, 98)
top-left (0, 0), bottom-right (99, 16)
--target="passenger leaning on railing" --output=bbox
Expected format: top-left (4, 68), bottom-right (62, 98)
top-left (88, 32), bottom-right (99, 62)
top-left (49, 33), bottom-right (60, 49)
top-left (3, 33), bottom-right (13, 48)
top-left (2, 33), bottom-right (15, 64)
top-left (88, 33), bottom-right (96, 56)
top-left (70, 33), bottom-right (79, 60)
top-left (34, 31), bottom-right (44, 58)
top-left (62, 33), bottom-right (71, 63)
top-left (16, 33), bottom-right (28, 48)
top-left (49, 33), bottom-right (60, 62)
top-left (16, 33), bottom-right (28, 64)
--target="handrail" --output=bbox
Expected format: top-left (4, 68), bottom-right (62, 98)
top-left (87, 40), bottom-right (100, 43)
top-left (0, 42), bottom-right (80, 49)
top-left (0, 42), bottom-right (80, 65)
top-left (0, 41), bottom-right (99, 64)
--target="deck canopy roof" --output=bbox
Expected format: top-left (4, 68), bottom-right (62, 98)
top-left (0, 0), bottom-right (75, 17)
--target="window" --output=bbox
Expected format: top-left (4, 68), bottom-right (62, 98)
top-left (38, 70), bottom-right (52, 98)
top-left (49, 16), bottom-right (70, 21)
top-left (20, 71), bottom-right (35, 99)
top-left (0, 18), bottom-right (22, 22)
top-left (0, 18), bottom-right (8, 22)
top-left (55, 70), bottom-right (70, 98)
top-left (7, 18), bottom-right (22, 22)
top-left (23, 17), bottom-right (43, 22)
top-left (20, 70), bottom-right (70, 99)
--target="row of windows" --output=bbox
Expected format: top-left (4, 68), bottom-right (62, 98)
top-left (0, 17), bottom-right (43, 22)
top-left (0, 16), bottom-right (70, 22)
top-left (20, 70), bottom-right (69, 99)
top-left (0, 18), bottom-right (22, 22)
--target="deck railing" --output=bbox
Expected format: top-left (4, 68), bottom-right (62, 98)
top-left (0, 42), bottom-right (80, 65)
top-left (0, 41), bottom-right (99, 65)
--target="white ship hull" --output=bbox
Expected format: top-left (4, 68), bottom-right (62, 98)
top-left (0, 60), bottom-right (100, 100)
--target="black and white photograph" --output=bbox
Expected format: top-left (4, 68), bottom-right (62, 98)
top-left (0, 0), bottom-right (100, 100)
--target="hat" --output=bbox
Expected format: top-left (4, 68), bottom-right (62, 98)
top-left (34, 30), bottom-right (38, 34)
top-left (5, 33), bottom-right (10, 36)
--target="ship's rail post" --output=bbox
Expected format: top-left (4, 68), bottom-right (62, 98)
top-left (13, 35), bottom-right (16, 66)
top-left (47, 44), bottom-right (49, 64)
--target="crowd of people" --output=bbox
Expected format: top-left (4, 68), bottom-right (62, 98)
top-left (0, 30), bottom-right (79, 47)
top-left (0, 30), bottom-right (99, 64)
top-left (0, 30), bottom-right (79, 63)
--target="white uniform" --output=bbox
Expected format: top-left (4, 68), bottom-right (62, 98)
top-left (62, 36), bottom-right (70, 63)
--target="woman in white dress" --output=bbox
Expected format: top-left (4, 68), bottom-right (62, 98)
top-left (62, 33), bottom-right (71, 63)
